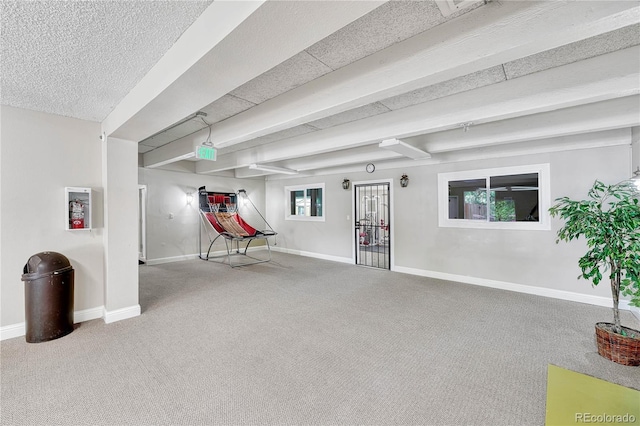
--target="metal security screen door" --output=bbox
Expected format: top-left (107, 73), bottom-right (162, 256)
top-left (355, 183), bottom-right (390, 269)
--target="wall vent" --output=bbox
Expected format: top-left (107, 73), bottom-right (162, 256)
top-left (436, 0), bottom-right (483, 17)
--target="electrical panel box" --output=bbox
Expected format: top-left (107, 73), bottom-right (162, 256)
top-left (65, 187), bottom-right (91, 230)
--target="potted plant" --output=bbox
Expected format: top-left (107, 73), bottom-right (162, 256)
top-left (549, 179), bottom-right (640, 366)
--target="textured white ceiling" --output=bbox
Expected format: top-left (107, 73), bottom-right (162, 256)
top-left (304, 0), bottom-right (479, 70)
top-left (2, 0), bottom-right (638, 177)
top-left (0, 0), bottom-right (212, 122)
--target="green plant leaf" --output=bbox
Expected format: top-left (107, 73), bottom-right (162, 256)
top-left (549, 180), bottom-right (640, 323)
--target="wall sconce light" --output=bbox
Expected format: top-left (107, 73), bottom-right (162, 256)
top-left (186, 192), bottom-right (193, 205)
top-left (400, 174), bottom-right (409, 188)
top-left (237, 189), bottom-right (249, 207)
top-left (342, 179), bottom-right (351, 190)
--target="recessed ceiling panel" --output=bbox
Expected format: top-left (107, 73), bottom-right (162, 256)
top-left (138, 144), bottom-right (156, 154)
top-left (229, 51), bottom-right (333, 104)
top-left (504, 24), bottom-right (640, 80)
top-left (140, 119), bottom-right (208, 148)
top-left (218, 124), bottom-right (319, 156)
top-left (380, 66), bottom-right (506, 110)
top-left (250, 123), bottom-right (318, 144)
top-left (307, 102), bottom-right (391, 130)
top-left (306, 0), bottom-right (481, 70)
top-left (199, 95), bottom-right (256, 125)
top-left (278, 144), bottom-right (402, 171)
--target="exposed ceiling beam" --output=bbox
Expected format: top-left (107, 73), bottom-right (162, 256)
top-left (195, 47), bottom-right (639, 174)
top-left (248, 164), bottom-right (298, 175)
top-left (102, 0), bottom-right (264, 138)
top-left (143, 132), bottom-right (198, 168)
top-left (432, 129), bottom-right (632, 165)
top-left (280, 147), bottom-right (403, 172)
top-left (408, 95), bottom-right (640, 153)
top-left (103, 0), bottom-right (384, 141)
top-left (206, 0), bottom-right (639, 149)
top-left (268, 129), bottom-right (632, 180)
top-left (227, 147), bottom-right (403, 177)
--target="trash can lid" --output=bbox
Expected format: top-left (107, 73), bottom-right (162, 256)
top-left (22, 251), bottom-right (72, 281)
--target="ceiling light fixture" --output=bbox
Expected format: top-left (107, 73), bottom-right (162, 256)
top-left (379, 138), bottom-right (431, 160)
top-left (249, 164), bottom-right (299, 175)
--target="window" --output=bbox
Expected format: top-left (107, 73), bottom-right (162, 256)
top-left (438, 164), bottom-right (550, 230)
top-left (285, 183), bottom-right (325, 221)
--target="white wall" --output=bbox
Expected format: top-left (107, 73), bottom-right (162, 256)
top-left (266, 175), bottom-right (353, 261)
top-left (138, 167), bottom-right (266, 263)
top-left (1, 106), bottom-right (104, 329)
top-left (266, 144), bottom-right (633, 303)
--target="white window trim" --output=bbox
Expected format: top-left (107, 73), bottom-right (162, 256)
top-left (437, 163), bottom-right (551, 230)
top-left (284, 183), bottom-right (325, 222)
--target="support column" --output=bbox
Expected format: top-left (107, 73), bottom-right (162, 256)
top-left (632, 127), bottom-right (639, 175)
top-left (102, 136), bottom-right (140, 323)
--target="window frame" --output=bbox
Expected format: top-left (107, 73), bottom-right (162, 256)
top-left (284, 183), bottom-right (325, 222)
top-left (437, 164), bottom-right (551, 230)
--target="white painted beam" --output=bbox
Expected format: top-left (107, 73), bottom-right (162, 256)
top-left (104, 0), bottom-right (384, 141)
top-left (432, 129), bottom-right (632, 165)
top-left (102, 1), bottom-right (264, 138)
top-left (207, 0), bottom-right (639, 149)
top-left (198, 145), bottom-right (402, 175)
top-left (249, 164), bottom-right (298, 175)
top-left (281, 148), bottom-right (402, 172)
top-left (409, 95), bottom-right (640, 153)
top-left (233, 168), bottom-right (271, 179)
top-left (196, 47), bottom-right (640, 174)
top-left (143, 134), bottom-right (197, 168)
top-left (269, 129), bottom-right (632, 180)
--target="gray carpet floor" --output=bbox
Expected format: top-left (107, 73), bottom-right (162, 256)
top-left (2, 252), bottom-right (639, 425)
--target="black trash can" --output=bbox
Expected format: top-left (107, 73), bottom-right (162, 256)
top-left (21, 252), bottom-right (74, 343)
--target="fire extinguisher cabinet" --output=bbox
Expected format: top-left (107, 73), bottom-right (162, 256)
top-left (65, 187), bottom-right (91, 230)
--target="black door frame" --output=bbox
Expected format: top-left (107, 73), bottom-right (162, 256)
top-left (353, 180), bottom-right (392, 270)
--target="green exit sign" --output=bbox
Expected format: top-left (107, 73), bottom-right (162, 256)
top-left (195, 145), bottom-right (216, 161)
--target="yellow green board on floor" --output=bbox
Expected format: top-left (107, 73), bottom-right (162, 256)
top-left (546, 364), bottom-right (640, 425)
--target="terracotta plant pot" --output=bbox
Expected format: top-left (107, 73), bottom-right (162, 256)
top-left (595, 322), bottom-right (640, 366)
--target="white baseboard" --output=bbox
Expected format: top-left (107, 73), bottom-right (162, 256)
top-left (270, 249), bottom-right (628, 312)
top-left (145, 254), bottom-right (200, 265)
top-left (104, 304), bottom-right (141, 324)
top-left (393, 265), bottom-right (636, 312)
top-left (0, 322), bottom-right (25, 341)
top-left (1, 306), bottom-right (106, 341)
top-left (75, 306), bottom-right (105, 323)
top-left (271, 246), bottom-right (352, 264)
top-left (146, 246), bottom-right (268, 266)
